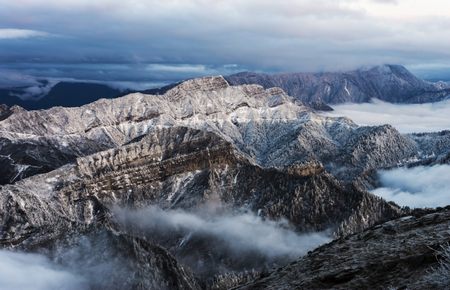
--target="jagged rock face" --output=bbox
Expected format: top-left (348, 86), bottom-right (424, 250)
top-left (0, 135), bottom-right (113, 185)
top-left (236, 208), bottom-right (450, 290)
top-left (75, 126), bottom-right (400, 234)
top-left (0, 76), bottom-right (421, 185)
top-left (226, 65), bottom-right (450, 105)
top-left (329, 125), bottom-right (418, 181)
top-left (0, 127), bottom-right (401, 245)
top-left (0, 105), bottom-right (25, 121)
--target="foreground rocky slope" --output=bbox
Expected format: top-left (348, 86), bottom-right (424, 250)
top-left (226, 65), bottom-right (450, 105)
top-left (236, 207), bottom-right (450, 290)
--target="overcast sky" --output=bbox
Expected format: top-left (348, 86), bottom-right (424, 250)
top-left (1, 0), bottom-right (450, 86)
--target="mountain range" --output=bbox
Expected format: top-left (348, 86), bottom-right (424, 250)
top-left (225, 64), bottom-right (450, 105)
top-left (0, 76), bottom-right (449, 289)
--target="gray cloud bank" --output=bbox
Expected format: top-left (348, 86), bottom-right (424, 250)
top-left (1, 0), bottom-right (450, 91)
top-left (371, 165), bottom-right (450, 208)
top-left (326, 99), bottom-right (450, 133)
top-left (1, 0), bottom-right (450, 74)
top-left (0, 206), bottom-right (331, 290)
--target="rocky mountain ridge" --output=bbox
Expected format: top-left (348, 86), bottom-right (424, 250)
top-left (0, 76), bottom-right (440, 186)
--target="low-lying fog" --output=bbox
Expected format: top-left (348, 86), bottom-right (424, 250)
top-left (0, 206), bottom-right (331, 289)
top-left (114, 206), bottom-right (331, 276)
top-left (371, 165), bottom-right (450, 208)
top-left (325, 99), bottom-right (450, 133)
top-left (115, 206), bottom-right (330, 259)
top-left (0, 250), bottom-right (84, 290)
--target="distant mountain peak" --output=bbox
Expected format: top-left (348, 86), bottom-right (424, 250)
top-left (226, 64), bottom-right (450, 104)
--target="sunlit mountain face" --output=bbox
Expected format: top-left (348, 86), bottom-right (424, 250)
top-left (1, 1), bottom-right (449, 289)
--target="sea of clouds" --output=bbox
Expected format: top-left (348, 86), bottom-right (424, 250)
top-left (326, 99), bottom-right (450, 133)
top-left (371, 165), bottom-right (450, 208)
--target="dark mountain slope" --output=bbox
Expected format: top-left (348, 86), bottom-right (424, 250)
top-left (0, 82), bottom-right (128, 110)
top-left (36, 82), bottom-right (129, 109)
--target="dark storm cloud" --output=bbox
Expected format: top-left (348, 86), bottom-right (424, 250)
top-left (0, 0), bottom-right (449, 85)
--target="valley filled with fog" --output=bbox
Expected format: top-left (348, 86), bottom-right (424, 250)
top-left (371, 165), bottom-right (450, 208)
top-left (325, 99), bottom-right (450, 134)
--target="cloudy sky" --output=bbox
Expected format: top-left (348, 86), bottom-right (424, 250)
top-left (1, 0), bottom-right (450, 87)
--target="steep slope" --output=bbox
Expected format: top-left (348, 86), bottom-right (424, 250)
top-left (226, 65), bottom-right (450, 105)
top-left (235, 207), bottom-right (450, 290)
top-left (0, 76), bottom-right (419, 185)
top-left (0, 126), bottom-right (402, 286)
top-left (0, 126), bottom-right (401, 245)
